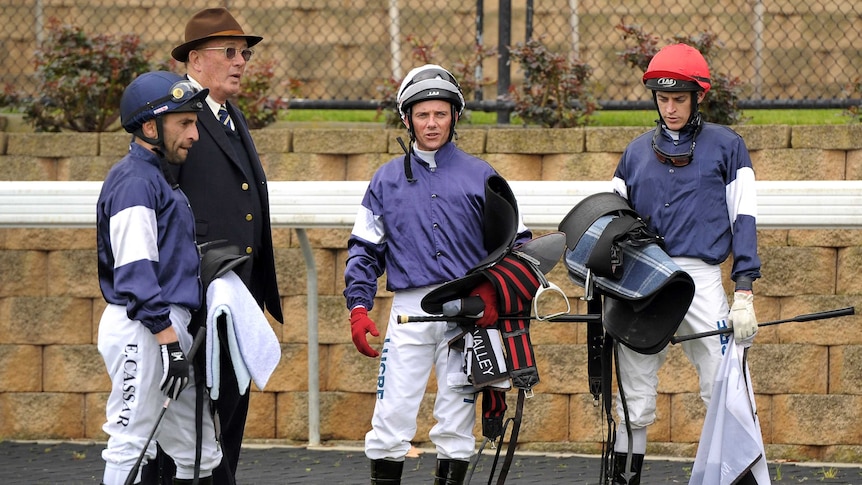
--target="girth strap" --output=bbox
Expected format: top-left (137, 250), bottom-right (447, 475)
top-left (188, 244), bottom-right (248, 485)
top-left (600, 332), bottom-right (616, 484)
top-left (466, 389), bottom-right (508, 485)
top-left (481, 388), bottom-right (507, 441)
top-left (485, 255), bottom-right (542, 390)
top-left (481, 254), bottom-right (541, 484)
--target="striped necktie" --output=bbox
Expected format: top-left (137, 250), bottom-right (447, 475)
top-left (218, 104), bottom-right (235, 131)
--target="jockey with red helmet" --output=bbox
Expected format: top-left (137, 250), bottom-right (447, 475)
top-left (608, 44), bottom-right (763, 484)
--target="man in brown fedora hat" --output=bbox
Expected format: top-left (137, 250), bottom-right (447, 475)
top-left (170, 7), bottom-right (262, 63)
top-left (142, 7), bottom-right (283, 485)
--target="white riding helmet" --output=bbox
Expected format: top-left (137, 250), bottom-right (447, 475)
top-left (396, 64), bottom-right (465, 120)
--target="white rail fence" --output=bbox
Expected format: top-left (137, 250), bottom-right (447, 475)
top-left (2, 180), bottom-right (861, 445)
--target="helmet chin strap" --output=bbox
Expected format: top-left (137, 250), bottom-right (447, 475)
top-left (688, 91), bottom-right (702, 126)
top-left (686, 111), bottom-right (703, 131)
top-left (133, 118), bottom-right (179, 188)
top-left (133, 117), bottom-right (165, 149)
top-left (449, 104), bottom-right (459, 142)
top-left (405, 107), bottom-right (417, 143)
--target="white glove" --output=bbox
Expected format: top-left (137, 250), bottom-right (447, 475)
top-left (729, 291), bottom-right (758, 343)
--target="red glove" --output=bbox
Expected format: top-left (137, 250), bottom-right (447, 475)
top-left (471, 280), bottom-right (499, 328)
top-left (350, 307), bottom-right (380, 358)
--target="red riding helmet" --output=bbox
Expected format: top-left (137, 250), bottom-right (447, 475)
top-left (643, 44), bottom-right (711, 94)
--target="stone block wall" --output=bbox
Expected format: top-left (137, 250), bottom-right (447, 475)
top-left (0, 123), bottom-right (861, 463)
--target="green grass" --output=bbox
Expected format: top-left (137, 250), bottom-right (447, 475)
top-left (282, 108), bottom-right (852, 126)
top-left (590, 109), bottom-right (854, 126)
top-left (742, 109), bottom-right (850, 125)
top-left (282, 109), bottom-right (385, 123)
top-left (590, 109), bottom-right (851, 126)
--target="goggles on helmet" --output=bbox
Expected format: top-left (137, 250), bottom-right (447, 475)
top-left (128, 80), bottom-right (204, 120)
top-left (167, 80), bottom-right (202, 104)
top-left (651, 117), bottom-right (703, 167)
top-left (402, 67), bottom-right (459, 89)
top-left (397, 64), bottom-right (465, 117)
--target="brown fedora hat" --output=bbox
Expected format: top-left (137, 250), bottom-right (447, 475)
top-left (172, 8), bottom-right (263, 62)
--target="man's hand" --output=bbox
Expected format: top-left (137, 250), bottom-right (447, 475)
top-left (471, 280), bottom-right (499, 328)
top-left (159, 341), bottom-right (190, 400)
top-left (729, 291), bottom-right (758, 343)
top-left (350, 307), bottom-right (380, 358)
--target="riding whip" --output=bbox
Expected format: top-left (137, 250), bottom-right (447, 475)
top-left (671, 306), bottom-right (855, 344)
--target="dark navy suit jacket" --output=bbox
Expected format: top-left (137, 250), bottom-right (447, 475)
top-left (174, 100), bottom-right (284, 324)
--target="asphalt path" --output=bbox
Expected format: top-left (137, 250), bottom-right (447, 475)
top-left (2, 440), bottom-right (860, 484)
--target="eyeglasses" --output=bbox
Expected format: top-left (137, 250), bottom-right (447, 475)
top-left (198, 46), bottom-right (254, 62)
top-left (651, 121), bottom-right (702, 167)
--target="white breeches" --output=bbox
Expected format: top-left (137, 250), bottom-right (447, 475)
top-left (365, 287), bottom-right (478, 461)
top-left (98, 304), bottom-right (222, 484)
top-left (614, 258), bottom-right (730, 430)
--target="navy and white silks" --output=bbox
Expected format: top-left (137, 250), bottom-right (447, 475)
top-left (97, 142), bottom-right (202, 334)
top-left (612, 122), bottom-right (760, 282)
top-left (344, 142), bottom-right (531, 306)
top-left (609, 122), bottom-right (762, 433)
top-left (96, 143), bottom-right (221, 484)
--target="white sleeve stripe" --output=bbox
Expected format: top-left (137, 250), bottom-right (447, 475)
top-left (110, 205), bottom-right (159, 267)
top-left (351, 205), bottom-right (385, 244)
top-left (611, 177), bottom-right (628, 199)
top-left (726, 167), bottom-right (757, 227)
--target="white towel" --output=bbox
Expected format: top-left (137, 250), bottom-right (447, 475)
top-left (205, 271), bottom-right (281, 400)
top-left (207, 316), bottom-right (221, 399)
top-left (690, 339), bottom-right (771, 485)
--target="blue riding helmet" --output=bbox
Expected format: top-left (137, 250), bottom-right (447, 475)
top-left (120, 71), bottom-right (209, 134)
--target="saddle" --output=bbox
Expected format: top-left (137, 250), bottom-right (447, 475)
top-left (560, 192), bottom-right (695, 354)
top-left (419, 174), bottom-right (574, 485)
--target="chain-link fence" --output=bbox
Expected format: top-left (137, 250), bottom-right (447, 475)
top-left (1, 0), bottom-right (860, 112)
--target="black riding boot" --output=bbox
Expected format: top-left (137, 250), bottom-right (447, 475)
top-left (370, 459), bottom-right (404, 484)
top-left (172, 477), bottom-right (213, 485)
top-left (433, 459), bottom-right (469, 485)
top-left (611, 452), bottom-right (643, 485)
